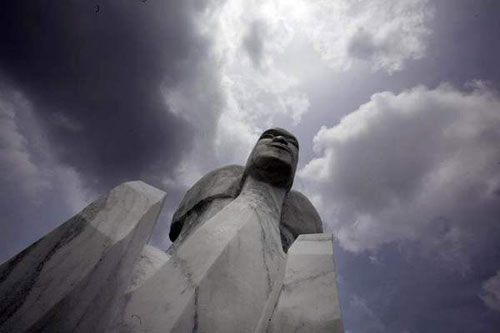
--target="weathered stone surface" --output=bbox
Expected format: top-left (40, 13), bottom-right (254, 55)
top-left (125, 244), bottom-right (170, 294)
top-left (169, 166), bottom-right (323, 252)
top-left (0, 181), bottom-right (165, 333)
top-left (266, 233), bottom-right (343, 333)
top-left (169, 165), bottom-right (243, 242)
top-left (112, 178), bottom-right (287, 333)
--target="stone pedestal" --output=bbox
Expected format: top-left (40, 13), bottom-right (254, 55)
top-left (0, 181), bottom-right (165, 333)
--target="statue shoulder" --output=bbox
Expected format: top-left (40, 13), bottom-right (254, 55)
top-left (171, 164), bottom-right (244, 226)
top-left (281, 190), bottom-right (324, 237)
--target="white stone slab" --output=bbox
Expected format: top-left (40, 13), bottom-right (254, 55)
top-left (266, 233), bottom-right (343, 333)
top-left (113, 188), bottom-right (287, 332)
top-left (0, 181), bottom-right (165, 333)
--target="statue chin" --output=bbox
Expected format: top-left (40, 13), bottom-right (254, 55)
top-left (248, 153), bottom-right (295, 190)
top-left (239, 127), bottom-right (299, 191)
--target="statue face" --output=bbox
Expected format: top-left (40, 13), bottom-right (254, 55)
top-left (246, 127), bottom-right (299, 189)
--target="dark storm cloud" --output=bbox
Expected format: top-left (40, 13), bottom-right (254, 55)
top-left (0, 0), bottom-right (209, 191)
top-left (0, 80), bottom-right (89, 262)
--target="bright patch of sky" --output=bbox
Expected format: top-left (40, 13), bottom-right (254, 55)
top-left (164, 0), bottom-right (434, 184)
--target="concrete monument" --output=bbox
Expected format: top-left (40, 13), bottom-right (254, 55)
top-left (0, 128), bottom-right (343, 332)
top-left (0, 181), bottom-right (166, 332)
top-left (114, 127), bottom-right (343, 332)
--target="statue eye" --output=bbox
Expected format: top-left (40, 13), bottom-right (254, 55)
top-left (289, 140), bottom-right (299, 149)
top-left (260, 133), bottom-right (273, 139)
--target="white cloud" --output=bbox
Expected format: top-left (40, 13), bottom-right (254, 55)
top-left (164, 0), bottom-right (434, 185)
top-left (300, 82), bottom-right (500, 264)
top-left (312, 0), bottom-right (434, 73)
top-left (480, 270), bottom-right (500, 312)
top-left (209, 0), bottom-right (433, 161)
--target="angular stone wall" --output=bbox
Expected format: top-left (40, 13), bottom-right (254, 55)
top-left (0, 182), bottom-right (343, 333)
top-left (265, 233), bottom-right (344, 333)
top-left (111, 192), bottom-right (287, 332)
top-left (0, 181), bottom-right (165, 333)
top-left (113, 232), bottom-right (344, 333)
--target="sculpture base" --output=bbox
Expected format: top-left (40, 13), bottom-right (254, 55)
top-left (0, 182), bottom-right (343, 332)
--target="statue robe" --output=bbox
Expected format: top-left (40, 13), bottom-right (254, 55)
top-left (169, 165), bottom-right (323, 252)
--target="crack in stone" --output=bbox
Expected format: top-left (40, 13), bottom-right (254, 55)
top-left (192, 286), bottom-right (199, 333)
top-left (254, 206), bottom-right (273, 295)
top-left (170, 256), bottom-right (195, 290)
top-left (282, 270), bottom-right (331, 292)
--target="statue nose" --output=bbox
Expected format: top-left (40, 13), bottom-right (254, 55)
top-left (273, 135), bottom-right (287, 145)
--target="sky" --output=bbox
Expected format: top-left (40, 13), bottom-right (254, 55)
top-left (1, 0), bottom-right (500, 331)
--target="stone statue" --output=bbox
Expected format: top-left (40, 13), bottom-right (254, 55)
top-left (0, 127), bottom-right (342, 332)
top-left (169, 127), bottom-right (323, 252)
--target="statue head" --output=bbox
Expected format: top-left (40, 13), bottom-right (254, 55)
top-left (169, 128), bottom-right (322, 248)
top-left (242, 127), bottom-right (299, 191)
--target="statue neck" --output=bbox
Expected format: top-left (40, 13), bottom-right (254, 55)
top-left (238, 175), bottom-right (287, 221)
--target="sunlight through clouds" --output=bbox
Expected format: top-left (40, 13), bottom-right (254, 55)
top-left (209, 0), bottom-right (433, 162)
top-left (164, 0), bottom-right (434, 178)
